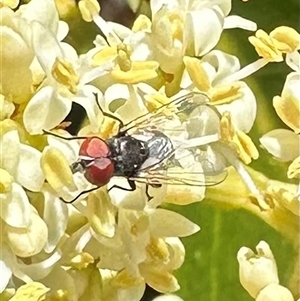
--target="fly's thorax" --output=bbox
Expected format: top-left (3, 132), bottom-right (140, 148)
top-left (107, 135), bottom-right (150, 177)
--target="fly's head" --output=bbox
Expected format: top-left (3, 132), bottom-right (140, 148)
top-left (71, 136), bottom-right (115, 187)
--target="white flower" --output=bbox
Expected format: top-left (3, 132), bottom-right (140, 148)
top-left (84, 205), bottom-right (199, 296)
top-left (0, 0), bottom-right (67, 105)
top-left (0, 130), bottom-right (45, 192)
top-left (260, 72), bottom-right (300, 179)
top-left (182, 50), bottom-right (257, 132)
top-left (150, 0), bottom-right (255, 73)
top-left (0, 0), bottom-right (105, 135)
top-left (22, 24), bottom-right (104, 134)
top-left (0, 130), bottom-right (44, 228)
top-left (178, 51), bottom-right (264, 202)
top-left (237, 241), bottom-right (295, 301)
top-left (0, 6), bottom-right (35, 104)
top-left (228, 26), bottom-right (300, 81)
top-left (237, 241), bottom-right (279, 298)
top-left (0, 208), bottom-right (62, 292)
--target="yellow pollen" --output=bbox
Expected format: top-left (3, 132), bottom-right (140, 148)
top-left (144, 94), bottom-right (171, 112)
top-left (132, 14), bottom-right (152, 32)
top-left (209, 82), bottom-right (243, 105)
top-left (110, 61), bottom-right (159, 84)
top-left (117, 44), bottom-right (132, 72)
top-left (51, 58), bottom-right (79, 94)
top-left (146, 237), bottom-right (170, 262)
top-left (78, 0), bottom-right (100, 22)
top-left (249, 29), bottom-right (283, 61)
top-left (92, 46), bottom-right (118, 67)
top-left (41, 146), bottom-right (77, 192)
top-left (270, 26), bottom-right (300, 53)
top-left (168, 13), bottom-right (183, 41)
top-left (183, 56), bottom-right (211, 92)
top-left (220, 112), bottom-right (259, 164)
top-left (111, 270), bottom-right (142, 288)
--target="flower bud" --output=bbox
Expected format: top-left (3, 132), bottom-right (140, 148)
top-left (237, 241), bottom-right (279, 298)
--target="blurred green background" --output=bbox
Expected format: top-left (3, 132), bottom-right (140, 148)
top-left (56, 0), bottom-right (299, 300)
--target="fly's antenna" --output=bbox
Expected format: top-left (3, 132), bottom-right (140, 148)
top-left (42, 130), bottom-right (88, 140)
top-left (93, 93), bottom-right (124, 131)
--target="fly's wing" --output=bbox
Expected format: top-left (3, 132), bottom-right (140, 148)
top-left (129, 166), bottom-right (228, 187)
top-left (120, 91), bottom-right (209, 134)
top-left (137, 131), bottom-right (175, 171)
top-left (132, 128), bottom-right (227, 187)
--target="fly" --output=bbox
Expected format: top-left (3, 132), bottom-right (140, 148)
top-left (44, 91), bottom-right (227, 203)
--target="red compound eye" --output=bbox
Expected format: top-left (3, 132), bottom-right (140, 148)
top-left (79, 137), bottom-right (114, 186)
top-left (79, 137), bottom-right (110, 158)
top-left (84, 158), bottom-right (114, 186)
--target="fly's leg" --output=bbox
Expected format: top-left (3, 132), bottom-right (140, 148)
top-left (109, 181), bottom-right (155, 202)
top-left (145, 184), bottom-right (153, 201)
top-left (146, 183), bottom-right (162, 201)
top-left (60, 186), bottom-right (100, 204)
top-left (108, 179), bottom-right (136, 194)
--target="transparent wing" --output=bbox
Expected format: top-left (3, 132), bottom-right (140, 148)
top-left (131, 131), bottom-right (228, 187)
top-left (120, 91), bottom-right (210, 134)
top-left (129, 167), bottom-right (228, 187)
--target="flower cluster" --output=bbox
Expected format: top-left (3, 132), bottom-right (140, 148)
top-left (0, 0), bottom-right (299, 300)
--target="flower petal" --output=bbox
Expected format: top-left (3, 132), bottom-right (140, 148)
top-left (108, 178), bottom-right (147, 210)
top-left (16, 143), bottom-right (44, 191)
top-left (73, 86), bottom-right (101, 133)
top-left (47, 133), bottom-right (80, 164)
top-left (224, 15), bottom-right (257, 31)
top-left (149, 209), bottom-right (200, 237)
top-left (41, 146), bottom-right (77, 193)
top-left (185, 8), bottom-right (223, 56)
top-left (0, 182), bottom-right (31, 227)
top-left (6, 209), bottom-right (48, 257)
top-left (0, 18), bottom-right (33, 104)
top-left (16, 251), bottom-right (62, 280)
top-left (43, 191), bottom-right (68, 253)
top-left (31, 20), bottom-right (63, 76)
top-left (237, 241), bottom-right (278, 298)
top-left (260, 129), bottom-right (300, 161)
top-left (0, 130), bottom-right (20, 178)
top-left (0, 244), bottom-right (13, 293)
top-left (24, 86), bottom-right (72, 134)
top-left (216, 82), bottom-right (257, 133)
top-left (273, 72), bottom-right (300, 133)
top-left (20, 0), bottom-right (59, 34)
top-left (87, 189), bottom-right (116, 238)
top-left (116, 283), bottom-right (146, 301)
